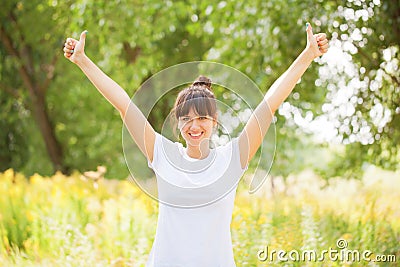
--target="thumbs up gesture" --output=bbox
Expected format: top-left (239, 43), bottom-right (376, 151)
top-left (63, 30), bottom-right (88, 64)
top-left (305, 23), bottom-right (329, 59)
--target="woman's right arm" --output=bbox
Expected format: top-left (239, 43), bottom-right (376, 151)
top-left (63, 31), bottom-right (155, 162)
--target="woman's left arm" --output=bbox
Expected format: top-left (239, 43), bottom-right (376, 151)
top-left (238, 23), bottom-right (329, 169)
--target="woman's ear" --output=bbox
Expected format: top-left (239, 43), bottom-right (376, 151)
top-left (213, 116), bottom-right (218, 129)
top-left (212, 115), bottom-right (217, 124)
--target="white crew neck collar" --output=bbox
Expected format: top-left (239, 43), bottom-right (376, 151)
top-left (180, 146), bottom-right (215, 162)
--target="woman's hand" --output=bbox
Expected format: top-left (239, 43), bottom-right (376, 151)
top-left (305, 22), bottom-right (329, 60)
top-left (63, 30), bottom-right (88, 64)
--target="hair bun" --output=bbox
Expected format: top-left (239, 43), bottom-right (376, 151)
top-left (192, 75), bottom-right (212, 90)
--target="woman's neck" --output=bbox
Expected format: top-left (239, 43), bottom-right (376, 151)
top-left (186, 142), bottom-right (210, 159)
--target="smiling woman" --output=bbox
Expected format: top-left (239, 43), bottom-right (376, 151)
top-left (173, 76), bottom-right (218, 159)
top-left (63, 21), bottom-right (329, 266)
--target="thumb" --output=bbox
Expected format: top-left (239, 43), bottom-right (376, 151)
top-left (79, 30), bottom-right (88, 46)
top-left (306, 22), bottom-right (314, 40)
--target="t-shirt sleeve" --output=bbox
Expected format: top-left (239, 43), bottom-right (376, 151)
top-left (220, 137), bottom-right (249, 174)
top-left (147, 132), bottom-right (177, 170)
top-left (147, 132), bottom-right (162, 170)
top-left (232, 137), bottom-right (249, 172)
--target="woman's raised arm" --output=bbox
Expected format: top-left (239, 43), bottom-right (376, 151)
top-left (238, 23), bottom-right (329, 169)
top-left (63, 31), bottom-right (156, 162)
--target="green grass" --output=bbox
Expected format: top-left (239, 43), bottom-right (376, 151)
top-left (0, 167), bottom-right (398, 266)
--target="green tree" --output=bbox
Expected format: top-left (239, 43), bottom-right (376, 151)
top-left (0, 1), bottom-right (71, 172)
top-left (314, 0), bottom-right (400, 177)
top-left (1, 0), bottom-right (398, 179)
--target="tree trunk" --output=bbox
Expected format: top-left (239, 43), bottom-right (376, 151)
top-left (30, 89), bottom-right (66, 173)
top-left (0, 24), bottom-right (67, 174)
top-left (16, 65), bottom-right (67, 173)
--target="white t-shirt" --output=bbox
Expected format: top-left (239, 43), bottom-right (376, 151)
top-left (146, 133), bottom-right (248, 267)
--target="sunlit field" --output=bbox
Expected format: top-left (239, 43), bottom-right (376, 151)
top-left (0, 167), bottom-right (398, 266)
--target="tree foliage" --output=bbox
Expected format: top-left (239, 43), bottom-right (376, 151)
top-left (0, 0), bottom-right (398, 179)
top-left (316, 0), bottom-right (400, 176)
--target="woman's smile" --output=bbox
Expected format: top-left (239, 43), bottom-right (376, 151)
top-left (185, 127), bottom-right (207, 142)
top-left (178, 108), bottom-right (216, 145)
top-left (188, 131), bottom-right (204, 139)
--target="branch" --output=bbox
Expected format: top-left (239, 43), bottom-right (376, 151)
top-left (353, 41), bottom-right (400, 87)
top-left (386, 71), bottom-right (400, 87)
top-left (0, 24), bottom-right (19, 58)
top-left (0, 24), bottom-right (37, 100)
top-left (9, 11), bottom-right (35, 77)
top-left (122, 42), bottom-right (142, 64)
top-left (9, 10), bottom-right (59, 95)
top-left (0, 82), bottom-right (21, 99)
top-left (353, 42), bottom-right (380, 69)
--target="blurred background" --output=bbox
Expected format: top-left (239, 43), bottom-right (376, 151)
top-left (0, 1), bottom-right (399, 266)
top-left (1, 0), bottom-right (399, 180)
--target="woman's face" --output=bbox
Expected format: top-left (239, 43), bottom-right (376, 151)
top-left (178, 108), bottom-right (217, 146)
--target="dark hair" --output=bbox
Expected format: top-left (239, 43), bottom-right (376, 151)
top-left (173, 76), bottom-right (217, 120)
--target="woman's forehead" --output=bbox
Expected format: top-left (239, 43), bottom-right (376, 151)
top-left (176, 99), bottom-right (216, 119)
top-left (179, 108), bottom-right (200, 117)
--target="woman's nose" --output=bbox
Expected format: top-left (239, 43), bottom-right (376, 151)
top-left (189, 118), bottom-right (200, 128)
